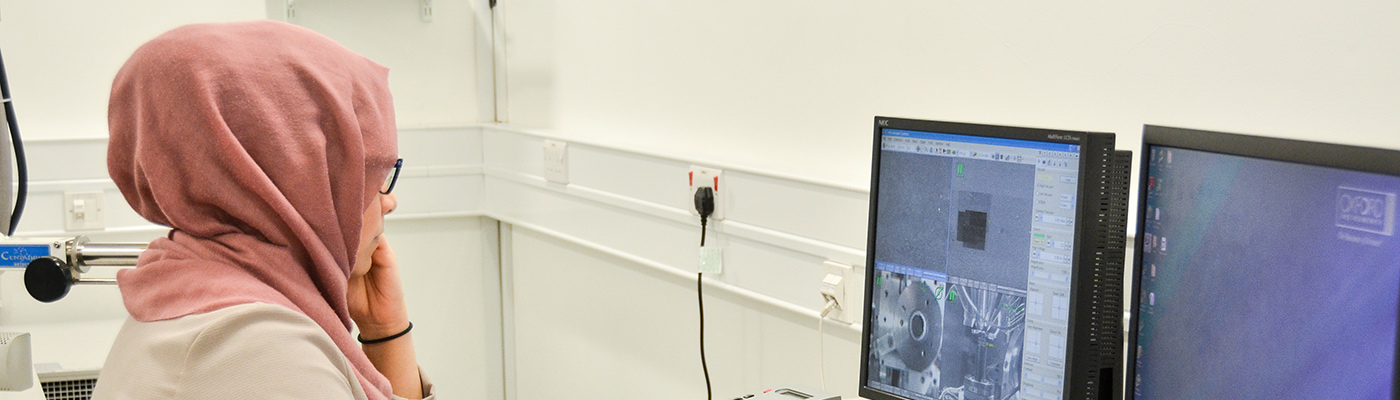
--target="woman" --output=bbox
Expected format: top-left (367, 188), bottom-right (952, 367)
top-left (92, 21), bottom-right (431, 399)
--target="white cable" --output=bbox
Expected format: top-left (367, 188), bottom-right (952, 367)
top-left (490, 1), bottom-right (510, 123)
top-left (819, 313), bottom-right (826, 391)
top-left (818, 299), bottom-right (837, 391)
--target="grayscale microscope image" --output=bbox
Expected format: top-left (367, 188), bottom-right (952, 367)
top-left (867, 272), bottom-right (1028, 400)
top-left (945, 159), bottom-right (1034, 292)
top-left (939, 283), bottom-right (1025, 400)
top-left (869, 270), bottom-right (947, 400)
top-left (871, 149), bottom-right (1036, 400)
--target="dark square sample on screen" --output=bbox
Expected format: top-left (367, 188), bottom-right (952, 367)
top-left (956, 209), bottom-right (987, 250)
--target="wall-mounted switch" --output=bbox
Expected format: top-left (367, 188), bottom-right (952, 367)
top-left (64, 191), bottom-right (105, 232)
top-left (285, 0), bottom-right (298, 21)
top-left (543, 140), bottom-right (569, 184)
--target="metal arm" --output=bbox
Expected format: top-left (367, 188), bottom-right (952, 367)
top-left (22, 235), bottom-right (145, 302)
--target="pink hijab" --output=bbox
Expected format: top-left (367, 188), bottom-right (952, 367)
top-left (107, 21), bottom-right (397, 399)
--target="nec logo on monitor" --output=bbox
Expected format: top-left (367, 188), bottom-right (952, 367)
top-left (1336, 187), bottom-right (1397, 236)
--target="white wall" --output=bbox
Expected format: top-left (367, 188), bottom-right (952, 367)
top-left (281, 0), bottom-right (492, 128)
top-left (0, 1), bottom-right (267, 140)
top-left (498, 0), bottom-right (1400, 187)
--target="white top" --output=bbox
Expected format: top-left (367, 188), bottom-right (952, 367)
top-left (91, 303), bottom-right (433, 400)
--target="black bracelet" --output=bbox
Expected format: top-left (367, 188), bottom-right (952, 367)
top-left (358, 322), bottom-right (413, 344)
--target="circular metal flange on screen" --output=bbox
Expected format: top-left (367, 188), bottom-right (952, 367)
top-left (894, 280), bottom-right (943, 371)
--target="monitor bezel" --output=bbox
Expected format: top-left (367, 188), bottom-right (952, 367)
top-left (1125, 124), bottom-right (1400, 399)
top-left (859, 116), bottom-right (1112, 400)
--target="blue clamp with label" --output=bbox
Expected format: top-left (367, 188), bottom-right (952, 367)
top-left (0, 243), bottom-right (54, 269)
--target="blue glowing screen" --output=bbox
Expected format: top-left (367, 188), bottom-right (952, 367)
top-left (1134, 146), bottom-right (1400, 399)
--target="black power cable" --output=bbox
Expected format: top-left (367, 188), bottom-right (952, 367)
top-left (693, 187), bottom-right (715, 400)
top-left (0, 48), bottom-right (28, 236)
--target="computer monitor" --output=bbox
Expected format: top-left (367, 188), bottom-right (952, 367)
top-left (860, 117), bottom-right (1130, 400)
top-left (1128, 126), bottom-right (1400, 399)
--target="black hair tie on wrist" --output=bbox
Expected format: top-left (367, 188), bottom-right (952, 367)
top-left (358, 322), bottom-right (412, 344)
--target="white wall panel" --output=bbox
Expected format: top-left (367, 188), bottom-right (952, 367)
top-left (569, 145), bottom-right (692, 211)
top-left (483, 129), bottom-right (547, 177)
top-left (720, 238), bottom-right (826, 313)
top-left (284, 0), bottom-right (485, 128)
top-left (401, 127), bottom-right (485, 168)
top-left (509, 228), bottom-right (727, 398)
top-left (487, 176), bottom-right (699, 270)
top-left (483, 126), bottom-right (874, 397)
top-left (392, 174), bottom-right (481, 216)
top-left (20, 140), bottom-right (110, 182)
top-left (386, 216), bottom-right (494, 400)
top-left (726, 172), bottom-right (870, 251)
top-left (508, 223), bottom-right (866, 399)
top-left (754, 309), bottom-right (862, 395)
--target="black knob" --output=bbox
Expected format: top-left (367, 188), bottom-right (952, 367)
top-left (24, 256), bottom-right (72, 303)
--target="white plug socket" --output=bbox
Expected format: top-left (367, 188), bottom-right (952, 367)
top-left (64, 191), bottom-right (105, 231)
top-left (821, 260), bottom-right (855, 323)
top-left (420, 0), bottom-right (434, 22)
top-left (284, 0), bottom-right (297, 21)
top-left (688, 165), bottom-right (723, 221)
top-left (543, 140), bottom-right (569, 184)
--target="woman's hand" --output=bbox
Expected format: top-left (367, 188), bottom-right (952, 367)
top-left (347, 235), bottom-right (411, 339)
top-left (348, 235), bottom-right (425, 398)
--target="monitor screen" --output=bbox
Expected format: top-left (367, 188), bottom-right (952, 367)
top-left (861, 117), bottom-right (1128, 400)
top-left (1130, 126), bottom-right (1400, 399)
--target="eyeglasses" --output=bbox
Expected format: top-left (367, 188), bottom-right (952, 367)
top-left (380, 158), bottom-right (403, 195)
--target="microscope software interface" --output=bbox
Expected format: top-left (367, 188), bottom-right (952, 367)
top-left (867, 129), bottom-right (1081, 400)
top-left (1134, 146), bottom-right (1400, 399)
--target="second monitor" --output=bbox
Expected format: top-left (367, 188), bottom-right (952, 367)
top-left (1129, 126), bottom-right (1400, 399)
